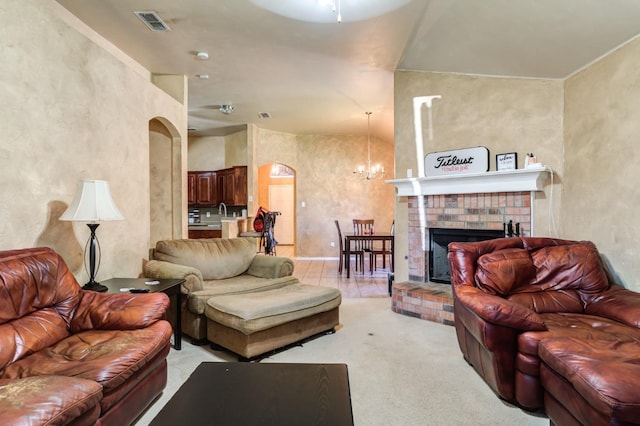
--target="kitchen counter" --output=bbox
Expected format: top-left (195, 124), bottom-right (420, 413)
top-left (188, 223), bottom-right (222, 230)
top-left (188, 217), bottom-right (251, 238)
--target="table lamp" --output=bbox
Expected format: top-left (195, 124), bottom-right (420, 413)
top-left (60, 179), bottom-right (124, 292)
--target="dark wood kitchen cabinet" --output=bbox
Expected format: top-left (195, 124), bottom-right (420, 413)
top-left (217, 166), bottom-right (247, 206)
top-left (188, 171), bottom-right (217, 206)
top-left (188, 172), bottom-right (197, 205)
top-left (232, 166), bottom-right (248, 206)
top-left (217, 168), bottom-right (233, 205)
top-left (189, 166), bottom-right (246, 207)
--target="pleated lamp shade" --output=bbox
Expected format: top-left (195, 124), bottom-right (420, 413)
top-left (60, 180), bottom-right (124, 222)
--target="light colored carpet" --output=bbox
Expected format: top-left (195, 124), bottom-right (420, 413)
top-left (135, 297), bottom-right (548, 425)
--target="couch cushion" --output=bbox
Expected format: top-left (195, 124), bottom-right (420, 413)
top-left (475, 242), bottom-right (609, 307)
top-left (154, 239), bottom-right (256, 280)
top-left (539, 338), bottom-right (640, 423)
top-left (507, 290), bottom-right (584, 313)
top-left (205, 284), bottom-right (342, 334)
top-left (188, 275), bottom-right (300, 314)
top-left (0, 248), bottom-right (81, 369)
top-left (475, 248), bottom-right (536, 296)
top-left (529, 243), bottom-right (609, 293)
top-left (0, 376), bottom-right (102, 426)
top-left (0, 322), bottom-right (172, 397)
top-left (517, 312), bottom-right (640, 357)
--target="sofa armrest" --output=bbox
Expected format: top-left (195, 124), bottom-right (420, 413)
top-left (246, 255), bottom-right (294, 279)
top-left (143, 259), bottom-right (204, 293)
top-left (455, 286), bottom-right (547, 331)
top-left (585, 284), bottom-right (640, 328)
top-left (69, 291), bottom-right (169, 333)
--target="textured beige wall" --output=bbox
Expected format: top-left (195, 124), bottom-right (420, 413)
top-left (188, 136), bottom-right (226, 171)
top-left (225, 130), bottom-right (248, 167)
top-left (1, 0), bottom-right (187, 283)
top-left (149, 120), bottom-right (174, 246)
top-left (393, 71), bottom-right (564, 281)
top-left (188, 130), bottom-right (248, 171)
top-left (564, 37), bottom-right (640, 290)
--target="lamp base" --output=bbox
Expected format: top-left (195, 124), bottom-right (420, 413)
top-left (82, 281), bottom-right (108, 292)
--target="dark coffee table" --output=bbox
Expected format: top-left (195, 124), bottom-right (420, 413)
top-left (150, 362), bottom-right (354, 426)
top-left (102, 278), bottom-right (184, 350)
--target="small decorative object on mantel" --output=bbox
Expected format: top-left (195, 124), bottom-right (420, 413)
top-left (524, 152), bottom-right (538, 168)
top-left (504, 220), bottom-right (521, 237)
top-left (496, 152), bottom-right (517, 171)
top-left (424, 146), bottom-right (489, 177)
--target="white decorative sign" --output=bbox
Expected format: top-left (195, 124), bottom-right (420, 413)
top-left (496, 152), bottom-right (518, 171)
top-left (425, 146), bottom-right (489, 176)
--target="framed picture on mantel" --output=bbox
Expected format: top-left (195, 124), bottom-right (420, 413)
top-left (496, 152), bottom-right (517, 171)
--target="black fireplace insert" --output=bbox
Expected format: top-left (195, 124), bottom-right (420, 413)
top-left (428, 228), bottom-right (504, 284)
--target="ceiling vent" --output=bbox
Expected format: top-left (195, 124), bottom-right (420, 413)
top-left (258, 112), bottom-right (272, 119)
top-left (134, 11), bottom-right (171, 31)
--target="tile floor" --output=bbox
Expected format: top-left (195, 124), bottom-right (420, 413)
top-left (277, 245), bottom-right (392, 298)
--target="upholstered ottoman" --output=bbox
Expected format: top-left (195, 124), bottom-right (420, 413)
top-left (205, 284), bottom-right (342, 359)
top-left (539, 337), bottom-right (640, 426)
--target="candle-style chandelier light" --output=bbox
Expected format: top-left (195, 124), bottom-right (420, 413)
top-left (354, 112), bottom-right (384, 180)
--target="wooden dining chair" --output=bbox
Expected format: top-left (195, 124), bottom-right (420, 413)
top-left (352, 219), bottom-right (375, 271)
top-left (352, 219), bottom-right (375, 237)
top-left (335, 220), bottom-right (363, 275)
top-left (370, 221), bottom-right (394, 273)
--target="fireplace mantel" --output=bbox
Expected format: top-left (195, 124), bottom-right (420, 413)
top-left (385, 166), bottom-right (552, 196)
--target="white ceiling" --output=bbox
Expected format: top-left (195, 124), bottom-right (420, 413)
top-left (55, 0), bottom-right (640, 142)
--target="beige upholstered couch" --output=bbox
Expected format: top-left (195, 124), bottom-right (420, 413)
top-left (143, 238), bottom-right (299, 342)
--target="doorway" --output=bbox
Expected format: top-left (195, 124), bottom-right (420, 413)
top-left (258, 163), bottom-right (296, 250)
top-left (269, 184), bottom-right (294, 244)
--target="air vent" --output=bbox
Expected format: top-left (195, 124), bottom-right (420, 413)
top-left (134, 11), bottom-right (171, 31)
top-left (258, 112), bottom-right (272, 119)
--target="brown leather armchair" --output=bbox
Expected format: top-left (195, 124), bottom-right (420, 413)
top-left (447, 237), bottom-right (640, 412)
top-left (0, 247), bottom-right (172, 426)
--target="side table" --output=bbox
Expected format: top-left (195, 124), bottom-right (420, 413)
top-left (101, 278), bottom-right (185, 350)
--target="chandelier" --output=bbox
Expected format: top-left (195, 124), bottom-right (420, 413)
top-left (354, 112), bottom-right (384, 180)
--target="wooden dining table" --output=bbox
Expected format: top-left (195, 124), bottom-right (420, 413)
top-left (343, 232), bottom-right (394, 278)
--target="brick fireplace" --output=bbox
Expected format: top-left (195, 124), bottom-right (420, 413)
top-left (409, 191), bottom-right (531, 283)
top-left (387, 168), bottom-right (551, 325)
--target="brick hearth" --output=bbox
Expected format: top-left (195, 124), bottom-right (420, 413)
top-left (391, 282), bottom-right (454, 326)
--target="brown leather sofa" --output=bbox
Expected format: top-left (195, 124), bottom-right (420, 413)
top-left (448, 237), bottom-right (640, 423)
top-left (0, 247), bottom-right (173, 426)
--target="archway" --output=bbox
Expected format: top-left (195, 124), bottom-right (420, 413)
top-left (149, 117), bottom-right (183, 248)
top-left (257, 163), bottom-right (296, 253)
